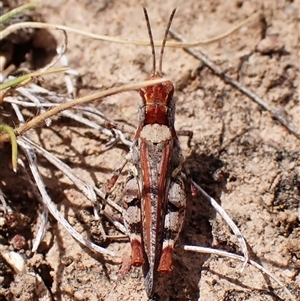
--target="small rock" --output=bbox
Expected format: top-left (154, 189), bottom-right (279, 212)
top-left (256, 35), bottom-right (285, 54)
top-left (10, 234), bottom-right (26, 250)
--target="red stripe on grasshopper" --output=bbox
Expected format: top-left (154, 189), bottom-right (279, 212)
top-left (140, 140), bottom-right (151, 255)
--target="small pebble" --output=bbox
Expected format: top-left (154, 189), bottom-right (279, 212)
top-left (256, 35), bottom-right (284, 54)
top-left (10, 234), bottom-right (26, 250)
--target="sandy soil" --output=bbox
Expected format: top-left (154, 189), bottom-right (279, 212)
top-left (0, 0), bottom-right (299, 300)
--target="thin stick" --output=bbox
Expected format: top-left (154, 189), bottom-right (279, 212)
top-left (169, 29), bottom-right (300, 140)
top-left (0, 13), bottom-right (259, 48)
top-left (14, 78), bottom-right (166, 132)
top-left (184, 246), bottom-right (296, 301)
top-left (0, 78), bottom-right (168, 143)
top-left (189, 177), bottom-right (249, 267)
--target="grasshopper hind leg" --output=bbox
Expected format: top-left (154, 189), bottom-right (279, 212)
top-left (158, 176), bottom-right (186, 273)
top-left (122, 176), bottom-right (144, 266)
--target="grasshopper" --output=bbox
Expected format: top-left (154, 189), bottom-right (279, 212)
top-left (107, 8), bottom-right (188, 298)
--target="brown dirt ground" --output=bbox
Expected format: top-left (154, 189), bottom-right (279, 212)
top-left (1, 0), bottom-right (299, 300)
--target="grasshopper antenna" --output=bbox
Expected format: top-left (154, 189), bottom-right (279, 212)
top-left (143, 8), bottom-right (156, 74)
top-left (159, 8), bottom-right (177, 74)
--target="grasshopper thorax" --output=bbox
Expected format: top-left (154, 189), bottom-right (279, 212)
top-left (139, 74), bottom-right (174, 126)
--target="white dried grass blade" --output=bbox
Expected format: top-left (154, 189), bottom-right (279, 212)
top-left (82, 107), bottom-right (132, 149)
top-left (114, 129), bottom-right (132, 147)
top-left (32, 207), bottom-right (49, 253)
top-left (79, 105), bottom-right (111, 121)
top-left (11, 102), bottom-right (24, 123)
top-left (5, 96), bottom-right (119, 140)
top-left (102, 128), bottom-right (132, 149)
top-left (18, 157), bottom-right (49, 253)
top-left (0, 188), bottom-right (8, 213)
top-left (5, 91), bottom-right (129, 144)
top-left (103, 211), bottom-right (127, 235)
top-left (61, 109), bottom-right (114, 137)
top-left (7, 78), bottom-right (169, 141)
top-left (80, 106), bottom-right (119, 133)
top-left (12, 104), bottom-right (49, 253)
top-left (93, 187), bottom-right (122, 212)
top-left (18, 138), bottom-right (126, 237)
top-left (97, 219), bottom-right (107, 242)
top-left (92, 187), bottom-right (126, 235)
top-left (18, 137), bottom-right (126, 241)
top-left (17, 139), bottom-right (117, 259)
top-left (190, 178), bottom-right (249, 267)
top-left (4, 96), bottom-right (57, 107)
top-left (16, 86), bottom-right (51, 126)
top-left (184, 245), bottom-right (296, 301)
top-left (58, 46), bottom-right (69, 67)
top-left (79, 106), bottom-right (133, 147)
top-left (56, 45), bottom-right (78, 96)
top-left (20, 136), bottom-right (97, 204)
top-left (25, 82), bottom-right (57, 95)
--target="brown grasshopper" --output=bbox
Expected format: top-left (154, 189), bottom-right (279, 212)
top-left (106, 8), bottom-right (188, 298)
